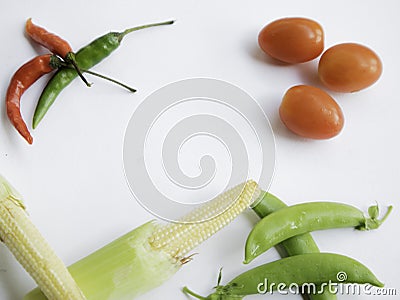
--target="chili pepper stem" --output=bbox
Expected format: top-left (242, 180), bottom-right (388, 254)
top-left (82, 69), bottom-right (136, 92)
top-left (49, 55), bottom-right (65, 69)
top-left (61, 65), bottom-right (136, 92)
top-left (56, 58), bottom-right (136, 92)
top-left (65, 53), bottom-right (92, 87)
top-left (118, 20), bottom-right (175, 42)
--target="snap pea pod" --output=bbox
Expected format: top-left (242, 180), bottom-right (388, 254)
top-left (32, 20), bottom-right (174, 128)
top-left (245, 201), bottom-right (393, 264)
top-left (252, 192), bottom-right (324, 256)
top-left (252, 192), bottom-right (337, 300)
top-left (183, 253), bottom-right (383, 300)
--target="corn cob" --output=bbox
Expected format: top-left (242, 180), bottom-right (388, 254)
top-left (25, 180), bottom-right (260, 300)
top-left (150, 180), bottom-right (260, 259)
top-left (0, 175), bottom-right (86, 300)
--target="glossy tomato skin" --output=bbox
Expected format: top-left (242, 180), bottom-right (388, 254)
top-left (258, 17), bottom-right (324, 63)
top-left (318, 43), bottom-right (382, 92)
top-left (279, 85), bottom-right (344, 139)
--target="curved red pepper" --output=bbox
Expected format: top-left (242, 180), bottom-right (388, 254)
top-left (6, 54), bottom-right (59, 144)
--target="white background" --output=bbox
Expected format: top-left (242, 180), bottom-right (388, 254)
top-left (1, 0), bottom-right (399, 299)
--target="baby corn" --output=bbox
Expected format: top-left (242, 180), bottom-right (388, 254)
top-left (25, 180), bottom-right (260, 300)
top-left (0, 175), bottom-right (86, 300)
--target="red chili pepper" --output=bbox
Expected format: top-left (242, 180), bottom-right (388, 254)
top-left (25, 18), bottom-right (90, 87)
top-left (26, 18), bottom-right (72, 58)
top-left (6, 54), bottom-right (61, 144)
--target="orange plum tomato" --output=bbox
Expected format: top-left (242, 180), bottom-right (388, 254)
top-left (258, 17), bottom-right (324, 63)
top-left (279, 85), bottom-right (344, 139)
top-left (318, 43), bottom-right (382, 92)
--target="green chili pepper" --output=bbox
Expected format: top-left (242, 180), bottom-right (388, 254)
top-left (184, 253), bottom-right (383, 299)
top-left (245, 201), bottom-right (393, 264)
top-left (252, 192), bottom-right (337, 300)
top-left (32, 20), bottom-right (174, 128)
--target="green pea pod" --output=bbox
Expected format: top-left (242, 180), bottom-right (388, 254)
top-left (252, 193), bottom-right (323, 256)
top-left (245, 201), bottom-right (393, 264)
top-left (32, 20), bottom-right (174, 128)
top-left (184, 253), bottom-right (383, 299)
top-left (252, 193), bottom-right (337, 300)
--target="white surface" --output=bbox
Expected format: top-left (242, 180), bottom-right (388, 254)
top-left (0, 0), bottom-right (399, 299)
